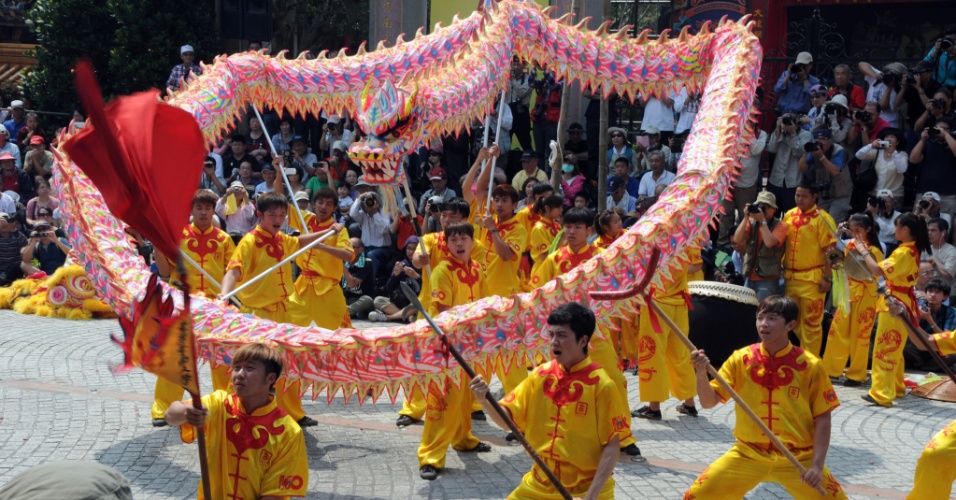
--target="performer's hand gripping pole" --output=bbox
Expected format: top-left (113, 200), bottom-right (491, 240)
top-left (398, 283), bottom-right (573, 500)
top-left (589, 248), bottom-right (827, 497)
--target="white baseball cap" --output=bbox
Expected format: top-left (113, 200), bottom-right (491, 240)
top-left (10, 100), bottom-right (23, 109)
top-left (180, 45), bottom-right (195, 55)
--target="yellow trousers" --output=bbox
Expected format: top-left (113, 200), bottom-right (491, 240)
top-left (243, 302), bottom-right (307, 421)
top-left (685, 442), bottom-right (847, 499)
top-left (509, 469), bottom-right (614, 500)
top-left (822, 284), bottom-right (877, 382)
top-left (907, 419), bottom-right (956, 500)
top-left (399, 389), bottom-right (427, 420)
top-left (867, 311), bottom-right (907, 406)
top-left (588, 332), bottom-right (635, 448)
top-left (289, 286), bottom-right (351, 329)
top-left (417, 375), bottom-right (481, 469)
top-left (784, 279), bottom-right (826, 357)
top-left (637, 301), bottom-right (697, 403)
top-left (495, 355), bottom-right (529, 398)
top-left (151, 365), bottom-right (231, 419)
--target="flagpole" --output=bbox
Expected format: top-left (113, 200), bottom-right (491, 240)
top-left (220, 230), bottom-right (336, 302)
top-left (176, 256), bottom-right (212, 500)
top-left (485, 89), bottom-right (508, 213)
top-left (251, 105), bottom-right (308, 231)
top-left (179, 252), bottom-right (244, 308)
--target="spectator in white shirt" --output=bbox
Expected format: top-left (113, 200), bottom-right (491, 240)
top-left (606, 176), bottom-right (636, 214)
top-left (859, 61), bottom-right (906, 127)
top-left (641, 94), bottom-right (675, 142)
top-left (638, 151), bottom-right (676, 206)
top-left (350, 189), bottom-right (395, 283)
top-left (673, 88), bottom-right (700, 136)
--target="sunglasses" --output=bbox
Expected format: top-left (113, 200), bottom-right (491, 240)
top-left (611, 134), bottom-right (624, 138)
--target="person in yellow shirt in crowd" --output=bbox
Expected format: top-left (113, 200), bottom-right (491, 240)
top-left (396, 197), bottom-right (486, 428)
top-left (287, 186), bottom-right (354, 329)
top-left (854, 213), bottom-right (930, 407)
top-left (530, 207), bottom-right (642, 457)
top-left (219, 191), bottom-right (344, 428)
top-left (632, 244), bottom-right (699, 422)
top-left (686, 295), bottom-right (847, 499)
top-left (151, 189), bottom-right (235, 427)
top-left (822, 213), bottom-right (883, 387)
top-left (782, 182), bottom-right (837, 357)
top-left (469, 302), bottom-right (633, 499)
top-left (418, 222), bottom-right (492, 481)
top-left (165, 342), bottom-right (308, 500)
top-left (528, 194), bottom-right (565, 280)
top-left (593, 208), bottom-right (624, 250)
top-left (516, 182), bottom-right (555, 285)
top-left (884, 299), bottom-right (956, 499)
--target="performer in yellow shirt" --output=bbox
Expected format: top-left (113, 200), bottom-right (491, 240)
top-left (686, 295), bottom-right (847, 499)
top-left (884, 298), bottom-right (956, 499)
top-left (632, 245), bottom-right (699, 421)
top-left (219, 191), bottom-right (343, 427)
top-left (822, 213), bottom-right (883, 386)
top-left (855, 213), bottom-right (928, 407)
top-left (527, 194), bottom-right (565, 278)
top-left (165, 342), bottom-right (308, 500)
top-left (151, 190), bottom-right (235, 426)
top-left (530, 207), bottom-right (641, 457)
top-left (418, 222), bottom-right (492, 480)
top-left (288, 187), bottom-right (354, 329)
top-left (515, 183), bottom-right (555, 287)
top-left (469, 302), bottom-right (633, 499)
top-left (782, 182), bottom-right (837, 357)
top-left (593, 208), bottom-right (624, 250)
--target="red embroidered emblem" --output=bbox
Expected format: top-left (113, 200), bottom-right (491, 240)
top-left (824, 388), bottom-right (837, 404)
top-left (743, 344), bottom-right (808, 390)
top-left (445, 258), bottom-right (481, 297)
top-left (185, 226), bottom-right (226, 260)
top-left (874, 329), bottom-right (904, 371)
top-left (575, 402), bottom-right (588, 415)
top-left (612, 415), bottom-right (627, 431)
top-left (279, 475), bottom-right (304, 491)
top-left (253, 229), bottom-right (285, 261)
top-left (556, 245), bottom-right (599, 274)
top-left (538, 361), bottom-right (602, 407)
top-left (788, 386), bottom-right (800, 399)
top-left (260, 450), bottom-right (273, 465)
top-left (638, 335), bottom-right (657, 364)
top-left (223, 394), bottom-right (288, 498)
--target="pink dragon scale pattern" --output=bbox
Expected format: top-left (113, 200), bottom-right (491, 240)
top-left (53, 0), bottom-right (761, 403)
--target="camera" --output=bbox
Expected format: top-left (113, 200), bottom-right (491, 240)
top-left (747, 203), bottom-right (765, 214)
top-left (876, 140), bottom-right (890, 149)
top-left (824, 104), bottom-right (839, 115)
top-left (854, 110), bottom-right (872, 123)
top-left (929, 126), bottom-right (941, 138)
top-left (365, 196), bottom-right (376, 207)
top-left (781, 115), bottom-right (795, 126)
top-left (803, 141), bottom-right (821, 153)
top-left (941, 37), bottom-right (955, 50)
top-left (905, 74), bottom-right (917, 86)
top-left (868, 196), bottom-right (886, 209)
top-left (919, 199), bottom-right (931, 210)
top-left (789, 64), bottom-right (804, 81)
top-left (932, 98), bottom-right (946, 110)
top-left (816, 182), bottom-right (831, 200)
top-left (428, 195), bottom-right (443, 213)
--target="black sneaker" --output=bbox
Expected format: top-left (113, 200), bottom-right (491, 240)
top-left (676, 403), bottom-right (698, 417)
top-left (151, 418), bottom-right (168, 427)
top-left (843, 378), bottom-right (863, 387)
top-left (463, 442), bottom-right (492, 452)
top-left (420, 465), bottom-right (439, 480)
top-left (297, 416), bottom-right (318, 427)
top-left (505, 432), bottom-right (518, 443)
top-left (631, 405), bottom-right (662, 420)
top-left (621, 443), bottom-right (642, 457)
top-left (471, 410), bottom-right (487, 421)
top-left (396, 415), bottom-right (420, 427)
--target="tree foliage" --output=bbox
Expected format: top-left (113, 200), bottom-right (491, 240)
top-left (21, 0), bottom-right (218, 119)
top-left (272, 0), bottom-right (369, 56)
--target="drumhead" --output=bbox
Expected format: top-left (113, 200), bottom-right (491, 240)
top-left (688, 281), bottom-right (758, 306)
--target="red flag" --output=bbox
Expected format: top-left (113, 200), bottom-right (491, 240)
top-left (63, 60), bottom-right (206, 258)
top-left (112, 274), bottom-right (201, 395)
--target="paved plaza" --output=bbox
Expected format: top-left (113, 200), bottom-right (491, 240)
top-left (0, 310), bottom-right (951, 499)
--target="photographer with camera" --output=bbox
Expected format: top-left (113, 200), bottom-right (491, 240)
top-left (508, 57), bottom-right (533, 152)
top-left (349, 189), bottom-right (397, 285)
top-left (732, 191), bottom-right (787, 301)
top-left (799, 128), bottom-right (852, 222)
top-left (0, 211), bottom-right (26, 285)
top-left (915, 192), bottom-right (953, 233)
top-left (859, 62), bottom-right (906, 127)
top-left (922, 218), bottom-right (956, 288)
top-left (827, 64), bottom-right (866, 112)
top-left (767, 113), bottom-right (812, 215)
top-left (773, 52), bottom-right (819, 115)
top-left (801, 84), bottom-right (829, 131)
top-left (318, 116), bottom-right (354, 159)
top-left (866, 189), bottom-right (901, 254)
top-left (818, 95), bottom-right (852, 146)
top-left (914, 88), bottom-right (955, 134)
top-left (912, 117), bottom-right (956, 224)
top-left (847, 102), bottom-right (890, 150)
top-left (20, 221), bottom-right (70, 276)
top-left (855, 128), bottom-right (908, 201)
top-left (924, 28), bottom-right (956, 91)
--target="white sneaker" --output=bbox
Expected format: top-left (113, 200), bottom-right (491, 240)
top-left (368, 310), bottom-right (388, 322)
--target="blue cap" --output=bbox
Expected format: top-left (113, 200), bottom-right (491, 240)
top-left (607, 175), bottom-right (625, 191)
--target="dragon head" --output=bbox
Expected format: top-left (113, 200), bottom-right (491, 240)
top-left (348, 80), bottom-right (424, 184)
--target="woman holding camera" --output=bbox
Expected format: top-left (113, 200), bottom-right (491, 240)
top-left (856, 128), bottom-right (908, 201)
top-left (349, 190), bottom-right (396, 285)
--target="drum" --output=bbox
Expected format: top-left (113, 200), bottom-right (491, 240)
top-left (688, 281), bottom-right (759, 368)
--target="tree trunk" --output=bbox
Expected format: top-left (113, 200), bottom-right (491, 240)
top-left (597, 94), bottom-right (608, 211)
top-left (551, 0), bottom-right (580, 189)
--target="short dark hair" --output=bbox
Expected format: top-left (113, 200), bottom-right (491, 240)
top-left (562, 207), bottom-right (593, 227)
top-left (547, 302), bottom-right (596, 353)
top-left (230, 133), bottom-right (247, 144)
top-left (232, 342), bottom-right (283, 390)
top-left (443, 221), bottom-right (474, 240)
top-left (338, 181), bottom-right (352, 191)
top-left (192, 189), bottom-right (218, 208)
top-left (532, 183), bottom-right (555, 197)
top-left (928, 217), bottom-right (950, 234)
top-left (492, 184), bottom-right (520, 203)
top-left (256, 191), bottom-right (289, 213)
top-left (797, 180), bottom-right (819, 195)
top-left (313, 187), bottom-right (337, 204)
top-left (533, 194), bottom-right (565, 215)
top-left (756, 295), bottom-right (799, 323)
top-left (614, 157), bottom-right (630, 167)
top-left (440, 197), bottom-right (470, 218)
top-left (926, 278), bottom-right (952, 296)
top-left (595, 208), bottom-right (624, 237)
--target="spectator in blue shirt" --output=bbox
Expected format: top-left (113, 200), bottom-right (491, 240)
top-left (612, 157), bottom-right (640, 197)
top-left (773, 52), bottom-right (820, 115)
top-left (20, 222), bottom-right (71, 276)
top-left (907, 278), bottom-right (956, 370)
top-left (3, 100), bottom-right (25, 140)
top-left (924, 31), bottom-right (956, 91)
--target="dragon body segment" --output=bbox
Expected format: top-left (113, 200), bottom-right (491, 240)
top-left (55, 0), bottom-right (761, 402)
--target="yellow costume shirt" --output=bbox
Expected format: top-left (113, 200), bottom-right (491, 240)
top-left (483, 216), bottom-right (528, 296)
top-left (176, 224), bottom-right (236, 298)
top-left (430, 255), bottom-right (488, 310)
top-left (593, 233), bottom-right (620, 250)
top-left (712, 343), bottom-right (840, 458)
top-left (417, 232), bottom-right (487, 315)
top-left (934, 331), bottom-right (956, 356)
top-left (514, 206), bottom-right (538, 251)
top-left (181, 390), bottom-right (308, 500)
top-left (530, 244), bottom-right (603, 289)
top-left (529, 217), bottom-right (562, 260)
top-left (877, 241), bottom-right (920, 315)
top-left (687, 247), bottom-right (704, 283)
top-left (783, 205), bottom-right (836, 283)
top-left (501, 357), bottom-right (632, 498)
top-left (290, 213), bottom-right (352, 298)
top-left (227, 226), bottom-right (300, 310)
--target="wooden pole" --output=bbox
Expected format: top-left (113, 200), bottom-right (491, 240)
top-left (551, 0), bottom-right (580, 189)
top-left (485, 90), bottom-right (508, 213)
top-left (597, 92), bottom-right (609, 211)
top-left (179, 252), bottom-right (243, 308)
top-left (399, 173), bottom-right (432, 275)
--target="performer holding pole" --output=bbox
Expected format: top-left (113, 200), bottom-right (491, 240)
top-left (485, 90), bottom-right (508, 213)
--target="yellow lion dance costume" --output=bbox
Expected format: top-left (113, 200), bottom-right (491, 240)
top-left (0, 265), bottom-right (115, 320)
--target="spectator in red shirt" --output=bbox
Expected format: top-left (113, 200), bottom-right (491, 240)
top-left (828, 64), bottom-right (866, 111)
top-left (848, 101), bottom-right (890, 148)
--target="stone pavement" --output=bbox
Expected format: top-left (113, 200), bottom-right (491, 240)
top-left (0, 310), bottom-right (951, 499)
